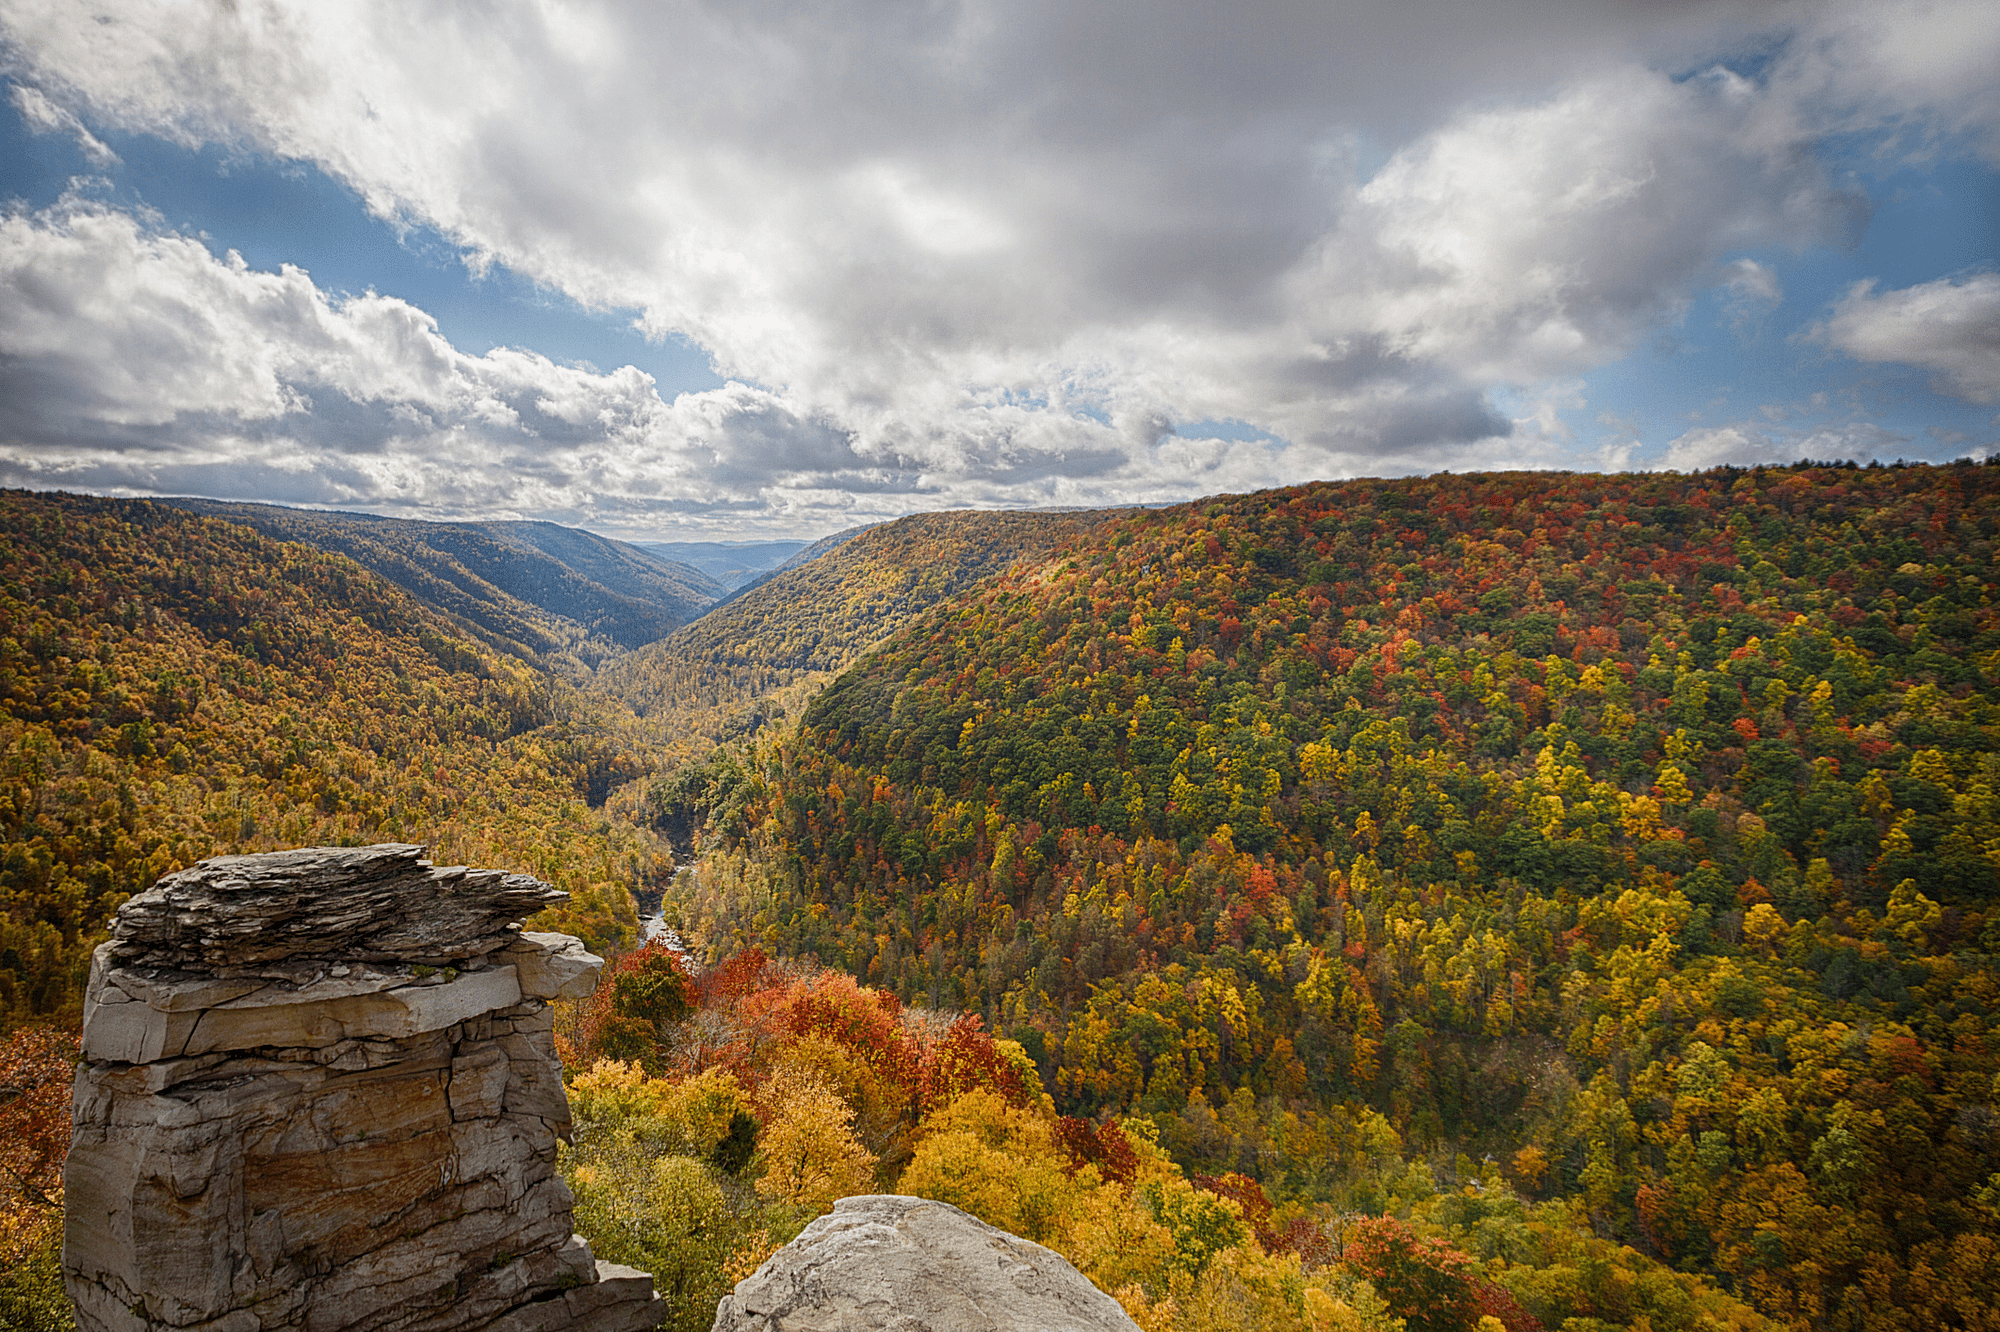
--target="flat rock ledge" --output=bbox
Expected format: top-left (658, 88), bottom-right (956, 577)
top-left (711, 1195), bottom-right (1141, 1332)
top-left (64, 845), bottom-right (667, 1332)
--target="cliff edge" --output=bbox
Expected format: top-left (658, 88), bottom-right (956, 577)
top-left (63, 843), bottom-right (667, 1332)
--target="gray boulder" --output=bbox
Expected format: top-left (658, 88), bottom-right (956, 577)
top-left (711, 1195), bottom-right (1141, 1332)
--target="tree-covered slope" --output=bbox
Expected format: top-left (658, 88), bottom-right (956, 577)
top-left (0, 492), bottom-right (669, 1027)
top-left (673, 462), bottom-right (2000, 1328)
top-left (158, 499), bottom-right (724, 669)
top-left (592, 509), bottom-right (1113, 768)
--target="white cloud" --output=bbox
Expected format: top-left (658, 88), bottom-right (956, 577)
top-left (0, 0), bottom-right (1993, 520)
top-left (1813, 274), bottom-right (2000, 404)
top-left (1717, 258), bottom-right (1782, 332)
top-left (1762, 0), bottom-right (2000, 163)
top-left (1661, 421), bottom-right (1903, 472)
top-left (0, 200), bottom-right (1302, 533)
top-left (8, 82), bottom-right (118, 164)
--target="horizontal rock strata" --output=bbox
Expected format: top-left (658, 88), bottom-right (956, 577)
top-left (65, 846), bottom-right (665, 1332)
top-left (108, 844), bottom-right (567, 970)
top-left (711, 1194), bottom-right (1141, 1332)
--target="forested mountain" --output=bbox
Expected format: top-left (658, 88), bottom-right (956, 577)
top-left (0, 492), bottom-right (670, 1027)
top-left (159, 499), bottom-right (724, 670)
top-left (667, 461), bottom-right (2000, 1328)
top-left (634, 540), bottom-right (811, 591)
top-left (592, 509), bottom-right (1113, 771)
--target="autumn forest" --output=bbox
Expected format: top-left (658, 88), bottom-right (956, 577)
top-left (5, 461), bottom-right (2000, 1331)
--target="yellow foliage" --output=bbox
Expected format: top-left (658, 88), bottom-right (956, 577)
top-left (569, 1060), bottom-right (748, 1159)
top-left (767, 1034), bottom-right (908, 1157)
top-left (900, 1089), bottom-right (1076, 1243)
top-left (1742, 902), bottom-right (1787, 955)
top-left (565, 1145), bottom-right (731, 1332)
top-left (756, 1067), bottom-right (877, 1210)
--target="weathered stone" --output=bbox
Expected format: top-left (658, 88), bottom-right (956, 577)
top-left (80, 962), bottom-right (526, 1064)
top-left (108, 844), bottom-right (565, 971)
top-left (65, 844), bottom-right (663, 1332)
top-left (507, 934), bottom-right (605, 1002)
top-left (711, 1195), bottom-right (1141, 1332)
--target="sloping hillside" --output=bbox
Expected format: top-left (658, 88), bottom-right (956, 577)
top-left (591, 509), bottom-right (1113, 767)
top-left (671, 461), bottom-right (2000, 1328)
top-left (158, 499), bottom-right (725, 670)
top-left (0, 492), bottom-right (670, 1025)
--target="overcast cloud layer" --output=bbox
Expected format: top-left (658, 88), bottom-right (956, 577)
top-left (0, 0), bottom-right (1996, 533)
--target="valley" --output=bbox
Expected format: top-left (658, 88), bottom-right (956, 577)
top-left (5, 462), bottom-right (2000, 1330)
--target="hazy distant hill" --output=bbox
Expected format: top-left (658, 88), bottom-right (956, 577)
top-left (158, 500), bottom-right (725, 669)
top-left (716, 525), bottom-right (870, 602)
top-left (591, 508), bottom-right (1111, 763)
top-left (633, 539), bottom-right (810, 591)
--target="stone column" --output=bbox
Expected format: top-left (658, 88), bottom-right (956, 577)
top-left (63, 844), bottom-right (667, 1332)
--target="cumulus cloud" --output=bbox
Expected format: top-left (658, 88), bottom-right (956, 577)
top-left (1812, 274), bottom-right (2000, 405)
top-left (0, 201), bottom-right (1302, 532)
top-left (0, 0), bottom-right (1993, 521)
top-left (1661, 420), bottom-right (1904, 472)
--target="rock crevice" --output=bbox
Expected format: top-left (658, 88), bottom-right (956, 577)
top-left (65, 844), bottom-right (664, 1332)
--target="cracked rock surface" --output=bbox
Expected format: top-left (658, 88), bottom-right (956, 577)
top-left (710, 1195), bottom-right (1140, 1332)
top-left (64, 845), bottom-right (666, 1332)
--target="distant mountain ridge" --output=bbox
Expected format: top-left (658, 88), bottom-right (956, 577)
top-left (633, 539), bottom-right (811, 591)
top-left (715, 525), bottom-right (872, 604)
top-left (156, 499), bottom-right (725, 670)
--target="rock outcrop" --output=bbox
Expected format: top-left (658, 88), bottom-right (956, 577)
top-left (65, 844), bottom-right (667, 1332)
top-left (710, 1195), bottom-right (1141, 1332)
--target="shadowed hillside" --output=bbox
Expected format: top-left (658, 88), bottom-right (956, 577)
top-left (159, 499), bottom-right (725, 671)
top-left (0, 492), bottom-right (672, 1027)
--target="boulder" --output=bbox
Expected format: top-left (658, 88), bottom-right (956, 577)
top-left (65, 845), bottom-right (665, 1332)
top-left (711, 1195), bottom-right (1141, 1332)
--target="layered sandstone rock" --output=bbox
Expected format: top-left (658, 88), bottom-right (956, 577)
top-left (710, 1195), bottom-right (1141, 1332)
top-left (65, 844), bottom-right (666, 1332)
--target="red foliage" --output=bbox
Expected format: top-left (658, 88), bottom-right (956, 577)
top-left (1192, 1171), bottom-right (1274, 1240)
top-left (1342, 1214), bottom-right (1483, 1332)
top-left (572, 941), bottom-right (695, 1070)
top-left (1268, 1215), bottom-right (1338, 1269)
top-left (0, 1025), bottom-right (76, 1212)
top-left (694, 946), bottom-right (774, 1005)
top-left (750, 971), bottom-right (918, 1096)
top-left (917, 1014), bottom-right (1031, 1114)
top-left (1473, 1280), bottom-right (1544, 1332)
top-left (1053, 1115), bottom-right (1138, 1185)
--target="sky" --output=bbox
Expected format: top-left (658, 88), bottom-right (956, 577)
top-left (0, 1), bottom-right (1995, 542)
